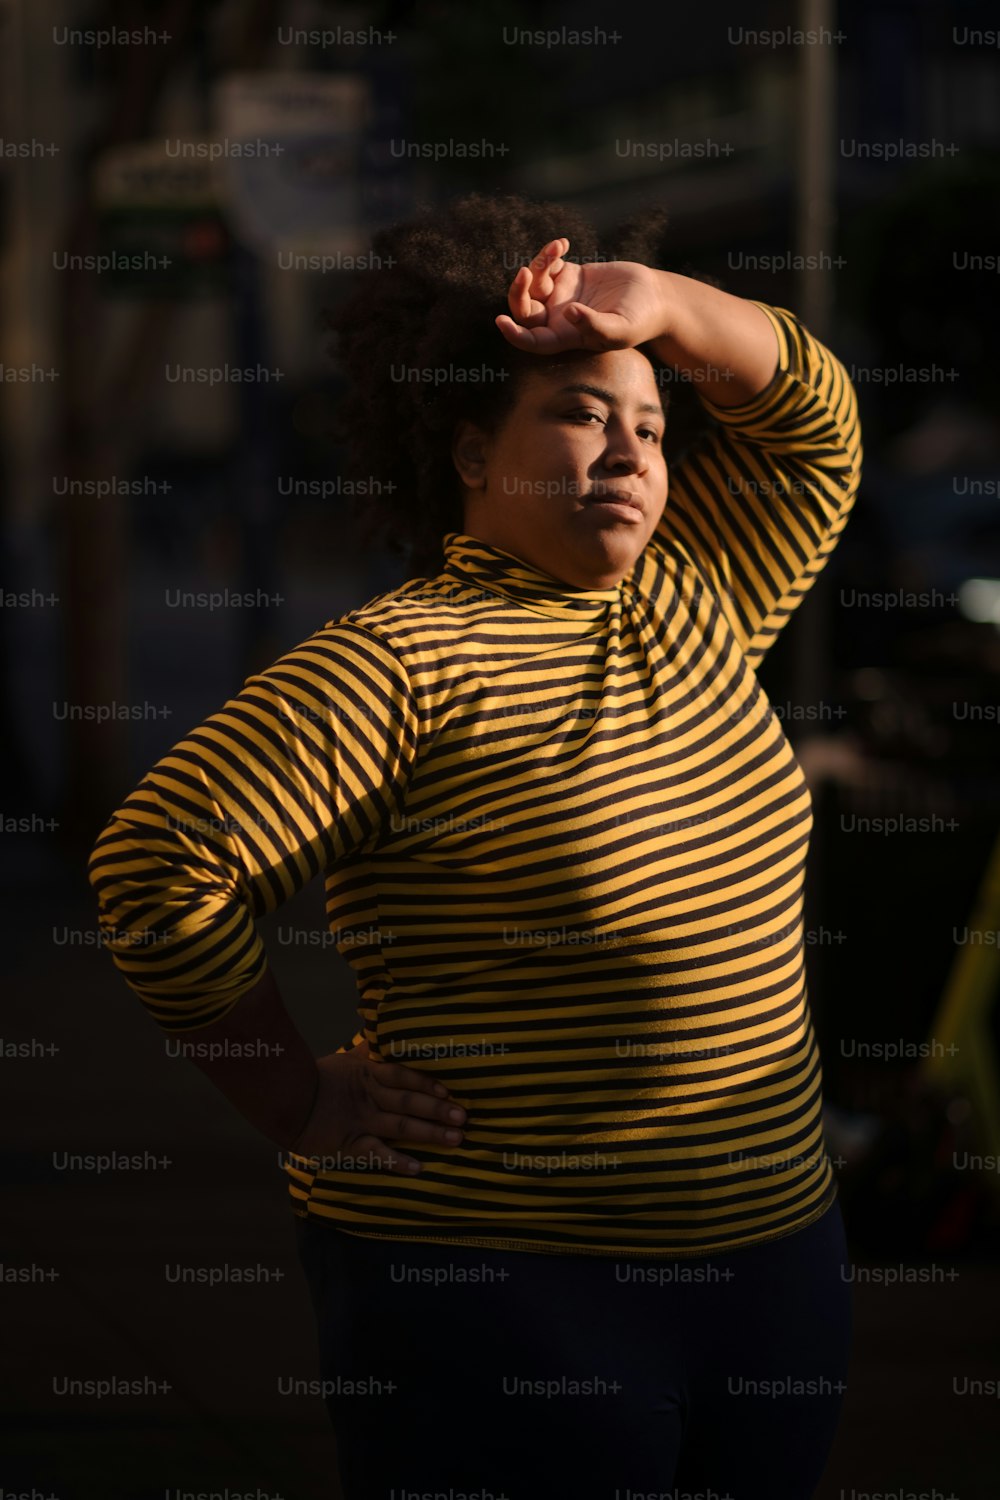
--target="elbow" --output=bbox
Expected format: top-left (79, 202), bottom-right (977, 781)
top-left (86, 814), bottom-right (123, 919)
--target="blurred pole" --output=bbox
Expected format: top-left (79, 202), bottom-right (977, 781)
top-left (795, 0), bottom-right (836, 343)
top-left (792, 0), bottom-right (837, 711)
top-left (793, 0), bottom-right (838, 1034)
top-left (55, 3), bottom-right (199, 843)
top-left (0, 1), bottom-right (68, 814)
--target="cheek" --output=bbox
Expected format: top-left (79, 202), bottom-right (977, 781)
top-left (519, 436), bottom-right (585, 481)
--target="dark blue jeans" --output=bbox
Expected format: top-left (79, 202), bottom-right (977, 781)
top-left (293, 1196), bottom-right (852, 1500)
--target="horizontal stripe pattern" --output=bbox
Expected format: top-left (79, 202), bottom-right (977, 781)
top-left (87, 625), bottom-right (420, 1029)
top-left (88, 302), bottom-right (862, 1257)
top-left (656, 302), bottom-right (862, 669)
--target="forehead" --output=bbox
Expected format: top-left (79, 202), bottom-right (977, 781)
top-left (515, 347), bottom-right (666, 414)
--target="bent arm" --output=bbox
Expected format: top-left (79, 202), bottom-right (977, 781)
top-left (646, 270), bottom-right (780, 406)
top-left (87, 620), bottom-right (419, 1031)
top-left (173, 966), bottom-right (320, 1149)
top-left (87, 620), bottom-right (420, 1136)
top-left (644, 302), bottom-right (862, 668)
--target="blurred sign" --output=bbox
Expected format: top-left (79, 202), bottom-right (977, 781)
top-left (94, 142), bottom-right (230, 297)
top-left (91, 74), bottom-right (370, 294)
top-left (213, 72), bottom-right (369, 255)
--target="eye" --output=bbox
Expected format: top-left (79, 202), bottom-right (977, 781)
top-left (567, 408), bottom-right (606, 425)
top-left (638, 427), bottom-right (661, 442)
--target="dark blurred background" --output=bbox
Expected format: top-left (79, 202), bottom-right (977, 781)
top-left (3, 0), bottom-right (1000, 1495)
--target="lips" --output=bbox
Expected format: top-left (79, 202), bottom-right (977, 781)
top-left (583, 488), bottom-right (642, 513)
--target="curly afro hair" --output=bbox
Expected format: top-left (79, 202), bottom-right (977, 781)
top-left (323, 192), bottom-right (702, 581)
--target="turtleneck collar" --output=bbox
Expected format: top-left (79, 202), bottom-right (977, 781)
top-left (441, 532), bottom-right (622, 622)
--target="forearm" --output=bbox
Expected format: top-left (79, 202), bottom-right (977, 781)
top-left (647, 271), bottom-right (780, 407)
top-left (174, 966), bottom-right (320, 1150)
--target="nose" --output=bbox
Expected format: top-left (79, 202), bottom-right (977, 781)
top-left (599, 420), bottom-right (648, 475)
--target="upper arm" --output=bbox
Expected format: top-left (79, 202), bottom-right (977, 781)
top-left (644, 303), bottom-right (863, 670)
top-left (86, 621), bottom-right (420, 1033)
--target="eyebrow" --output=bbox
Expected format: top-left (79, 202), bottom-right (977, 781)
top-left (554, 382), bottom-right (667, 419)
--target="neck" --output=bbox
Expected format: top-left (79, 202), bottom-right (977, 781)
top-left (440, 531), bottom-right (624, 623)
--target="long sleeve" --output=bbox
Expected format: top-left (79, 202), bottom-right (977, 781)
top-left (87, 620), bottom-right (420, 1034)
top-left (649, 302), bottom-right (862, 670)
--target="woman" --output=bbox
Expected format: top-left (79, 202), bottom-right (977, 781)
top-left (89, 193), bottom-right (862, 1499)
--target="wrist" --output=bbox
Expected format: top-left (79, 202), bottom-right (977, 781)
top-left (645, 274), bottom-right (780, 407)
top-left (645, 269), bottom-right (692, 355)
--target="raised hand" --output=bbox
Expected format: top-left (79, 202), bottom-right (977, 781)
top-left (495, 237), bottom-right (667, 354)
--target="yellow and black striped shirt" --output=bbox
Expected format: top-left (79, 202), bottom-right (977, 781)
top-left (88, 302), bottom-right (862, 1258)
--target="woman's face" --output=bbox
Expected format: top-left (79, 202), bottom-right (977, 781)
top-left (453, 346), bottom-right (669, 590)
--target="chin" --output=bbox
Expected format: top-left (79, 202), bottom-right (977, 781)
top-left (585, 531), bottom-right (645, 564)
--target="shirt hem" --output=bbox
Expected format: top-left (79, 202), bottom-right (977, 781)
top-left (290, 1179), bottom-right (839, 1260)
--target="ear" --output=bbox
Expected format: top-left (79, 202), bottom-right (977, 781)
top-left (451, 420), bottom-right (490, 489)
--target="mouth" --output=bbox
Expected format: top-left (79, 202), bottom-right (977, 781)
top-left (580, 487), bottom-right (644, 520)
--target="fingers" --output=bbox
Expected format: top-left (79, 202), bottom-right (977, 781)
top-left (507, 266), bottom-right (545, 325)
top-left (565, 304), bottom-right (632, 349)
top-left (365, 1055), bottom-right (458, 1104)
top-left (364, 1063), bottom-right (466, 1144)
top-left (371, 1105), bottom-right (465, 1150)
top-left (495, 313), bottom-right (567, 352)
top-left (359, 1102), bottom-right (464, 1179)
top-left (495, 306), bottom-right (630, 354)
top-left (526, 236), bottom-right (569, 299)
top-left (352, 1134), bottom-right (427, 1178)
top-left (351, 1061), bottom-right (469, 1177)
top-left (506, 238), bottom-right (569, 324)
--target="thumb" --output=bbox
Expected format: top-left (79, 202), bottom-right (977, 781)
top-left (564, 303), bottom-right (629, 348)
